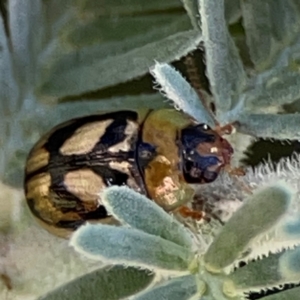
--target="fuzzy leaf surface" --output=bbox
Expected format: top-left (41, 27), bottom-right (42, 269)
top-left (263, 287), bottom-right (300, 300)
top-left (204, 184), bottom-right (292, 272)
top-left (199, 0), bottom-right (246, 115)
top-left (236, 113), bottom-right (300, 139)
top-left (228, 247), bottom-right (300, 292)
top-left (41, 14), bottom-right (190, 73)
top-left (134, 275), bottom-right (198, 300)
top-left (245, 68), bottom-right (300, 110)
top-left (151, 62), bottom-right (216, 127)
top-left (59, 14), bottom-right (190, 49)
top-left (0, 14), bottom-right (18, 115)
top-left (102, 186), bottom-right (193, 249)
top-left (182, 0), bottom-right (200, 29)
top-left (70, 223), bottom-right (191, 272)
top-left (38, 265), bottom-right (154, 300)
top-left (37, 29), bottom-right (201, 98)
top-left (225, 0), bottom-right (241, 24)
top-left (241, 0), bottom-right (300, 71)
top-left (76, 0), bottom-right (181, 16)
top-left (183, 0), bottom-right (241, 28)
top-left (9, 0), bottom-right (43, 92)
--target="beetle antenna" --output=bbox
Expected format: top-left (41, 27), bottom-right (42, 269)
top-left (214, 122), bottom-right (236, 136)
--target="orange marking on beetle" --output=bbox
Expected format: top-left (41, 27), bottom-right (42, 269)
top-left (177, 206), bottom-right (204, 221)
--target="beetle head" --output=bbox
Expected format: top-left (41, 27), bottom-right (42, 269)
top-left (180, 123), bottom-right (233, 183)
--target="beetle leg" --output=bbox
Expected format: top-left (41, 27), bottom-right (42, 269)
top-left (177, 205), bottom-right (204, 221)
top-left (214, 123), bottom-right (236, 136)
top-left (224, 165), bottom-right (246, 177)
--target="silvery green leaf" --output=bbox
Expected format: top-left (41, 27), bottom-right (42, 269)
top-left (293, 0), bottom-right (300, 13)
top-left (150, 62), bottom-right (216, 127)
top-left (279, 246), bottom-right (300, 280)
top-left (199, 0), bottom-right (247, 116)
top-left (38, 265), bottom-right (154, 300)
top-left (269, 1), bottom-right (300, 44)
top-left (44, 0), bottom-right (184, 50)
top-left (59, 14), bottom-right (190, 49)
top-left (283, 215), bottom-right (300, 240)
top-left (183, 0), bottom-right (241, 28)
top-left (245, 68), bottom-right (300, 110)
top-left (240, 1), bottom-right (273, 72)
top-left (236, 113), bottom-right (300, 139)
top-left (40, 0), bottom-right (74, 49)
top-left (241, 0), bottom-right (300, 72)
top-left (262, 287), bottom-right (300, 300)
top-left (76, 0), bottom-right (181, 16)
top-left (102, 186), bottom-right (193, 249)
top-left (204, 183), bottom-right (292, 272)
top-left (40, 14), bottom-right (190, 77)
top-left (134, 275), bottom-right (198, 300)
top-left (37, 29), bottom-right (201, 98)
top-left (9, 0), bottom-right (43, 92)
top-left (225, 0), bottom-right (241, 24)
top-left (228, 247), bottom-right (300, 293)
top-left (181, 0), bottom-right (200, 29)
top-left (70, 223), bottom-right (191, 272)
top-left (38, 12), bottom-right (191, 94)
top-left (0, 14), bottom-right (19, 115)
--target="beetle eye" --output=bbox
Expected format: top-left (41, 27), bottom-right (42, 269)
top-left (202, 124), bottom-right (209, 130)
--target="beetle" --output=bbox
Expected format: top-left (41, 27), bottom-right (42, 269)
top-left (24, 109), bottom-right (233, 238)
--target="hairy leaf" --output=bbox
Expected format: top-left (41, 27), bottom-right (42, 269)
top-left (225, 0), bottom-right (241, 24)
top-left (135, 275), bottom-right (198, 300)
top-left (76, 0), bottom-right (181, 17)
top-left (70, 224), bottom-right (191, 272)
top-left (151, 62), bottom-right (216, 127)
top-left (263, 288), bottom-right (300, 300)
top-left (0, 13), bottom-right (18, 115)
top-left (204, 183), bottom-right (292, 272)
top-left (102, 186), bottom-right (193, 249)
top-left (236, 113), bottom-right (300, 139)
top-left (228, 248), bottom-right (300, 292)
top-left (59, 14), bottom-right (190, 48)
top-left (38, 265), bottom-right (154, 300)
top-left (9, 0), bottom-right (43, 92)
top-left (182, 0), bottom-right (200, 29)
top-left (245, 67), bottom-right (300, 111)
top-left (37, 29), bottom-right (201, 97)
top-left (199, 0), bottom-right (246, 116)
top-left (241, 0), bottom-right (300, 71)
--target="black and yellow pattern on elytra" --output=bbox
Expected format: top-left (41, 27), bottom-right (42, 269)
top-left (25, 111), bottom-right (151, 237)
top-left (25, 109), bottom-right (233, 238)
